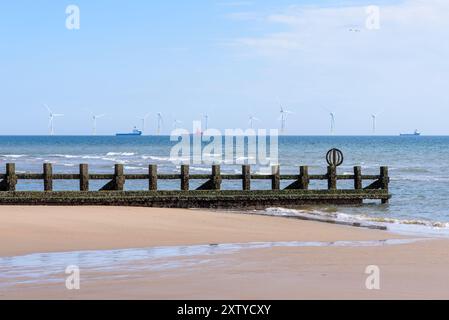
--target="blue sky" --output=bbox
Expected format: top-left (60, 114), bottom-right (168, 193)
top-left (0, 0), bottom-right (448, 135)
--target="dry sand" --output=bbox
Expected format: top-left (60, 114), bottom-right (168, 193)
top-left (0, 206), bottom-right (448, 299)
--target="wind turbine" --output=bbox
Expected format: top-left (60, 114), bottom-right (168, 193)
top-left (279, 106), bottom-right (293, 134)
top-left (371, 114), bottom-right (377, 134)
top-left (322, 107), bottom-right (336, 135)
top-left (91, 113), bottom-right (105, 136)
top-left (203, 113), bottom-right (209, 132)
top-left (370, 109), bottom-right (384, 134)
top-left (139, 113), bottom-right (151, 135)
top-left (329, 112), bottom-right (336, 135)
top-left (248, 115), bottom-right (260, 129)
top-left (44, 104), bottom-right (64, 136)
top-left (156, 112), bottom-right (163, 135)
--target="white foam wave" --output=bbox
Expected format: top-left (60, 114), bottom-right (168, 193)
top-left (1, 154), bottom-right (27, 158)
top-left (106, 152), bottom-right (135, 156)
top-left (124, 166), bottom-right (145, 170)
top-left (254, 167), bottom-right (273, 175)
top-left (49, 154), bottom-right (78, 159)
top-left (392, 167), bottom-right (433, 174)
top-left (101, 158), bottom-right (129, 164)
top-left (236, 156), bottom-right (255, 162)
top-left (262, 207), bottom-right (449, 237)
top-left (203, 153), bottom-right (222, 158)
top-left (190, 166), bottom-right (213, 173)
top-left (141, 155), bottom-right (171, 161)
top-left (391, 175), bottom-right (449, 182)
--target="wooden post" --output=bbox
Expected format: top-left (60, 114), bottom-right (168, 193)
top-left (380, 166), bottom-right (389, 204)
top-left (43, 163), bottom-right (53, 191)
top-left (212, 165), bottom-right (222, 190)
top-left (242, 165), bottom-right (251, 191)
top-left (80, 164), bottom-right (89, 191)
top-left (5, 163), bottom-right (17, 191)
top-left (181, 165), bottom-right (189, 191)
top-left (299, 166), bottom-right (309, 190)
top-left (114, 164), bottom-right (125, 191)
top-left (149, 164), bottom-right (158, 191)
top-left (327, 165), bottom-right (337, 190)
top-left (354, 166), bottom-right (362, 190)
top-left (271, 165), bottom-right (280, 190)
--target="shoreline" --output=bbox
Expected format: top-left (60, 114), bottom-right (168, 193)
top-left (1, 206), bottom-right (449, 299)
top-left (0, 206), bottom-right (399, 258)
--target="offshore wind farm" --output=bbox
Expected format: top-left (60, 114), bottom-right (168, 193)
top-left (38, 103), bottom-right (416, 136)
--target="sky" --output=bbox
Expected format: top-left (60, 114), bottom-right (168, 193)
top-left (0, 0), bottom-right (448, 135)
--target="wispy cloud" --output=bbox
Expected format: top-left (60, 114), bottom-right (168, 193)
top-left (226, 0), bottom-right (449, 57)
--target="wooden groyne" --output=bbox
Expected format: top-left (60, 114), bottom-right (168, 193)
top-left (0, 159), bottom-right (390, 209)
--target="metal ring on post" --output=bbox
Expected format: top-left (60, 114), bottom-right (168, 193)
top-left (326, 148), bottom-right (344, 167)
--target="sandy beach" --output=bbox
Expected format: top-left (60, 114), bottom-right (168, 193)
top-left (1, 206), bottom-right (449, 299)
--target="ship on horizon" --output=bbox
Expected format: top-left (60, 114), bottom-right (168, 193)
top-left (116, 127), bottom-right (142, 136)
top-left (400, 129), bottom-right (421, 136)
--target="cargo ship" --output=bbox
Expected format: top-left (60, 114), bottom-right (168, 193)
top-left (116, 127), bottom-right (142, 136)
top-left (400, 129), bottom-right (421, 136)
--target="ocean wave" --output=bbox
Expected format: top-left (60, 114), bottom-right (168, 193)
top-left (101, 158), bottom-right (129, 164)
top-left (254, 167), bottom-right (274, 175)
top-left (141, 155), bottom-right (171, 161)
top-left (203, 153), bottom-right (222, 158)
top-left (124, 166), bottom-right (146, 170)
top-left (173, 165), bottom-right (212, 173)
top-left (391, 175), bottom-right (449, 182)
top-left (190, 166), bottom-right (213, 173)
top-left (391, 167), bottom-right (433, 174)
top-left (235, 156), bottom-right (255, 162)
top-left (1, 154), bottom-right (27, 158)
top-left (262, 207), bottom-right (449, 237)
top-left (142, 155), bottom-right (191, 163)
top-left (106, 152), bottom-right (136, 156)
top-left (49, 154), bottom-right (79, 159)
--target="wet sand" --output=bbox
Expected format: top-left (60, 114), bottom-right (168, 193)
top-left (0, 206), bottom-right (396, 257)
top-left (1, 206), bottom-right (448, 299)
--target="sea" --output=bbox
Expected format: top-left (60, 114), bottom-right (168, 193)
top-left (1, 135), bottom-right (449, 236)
